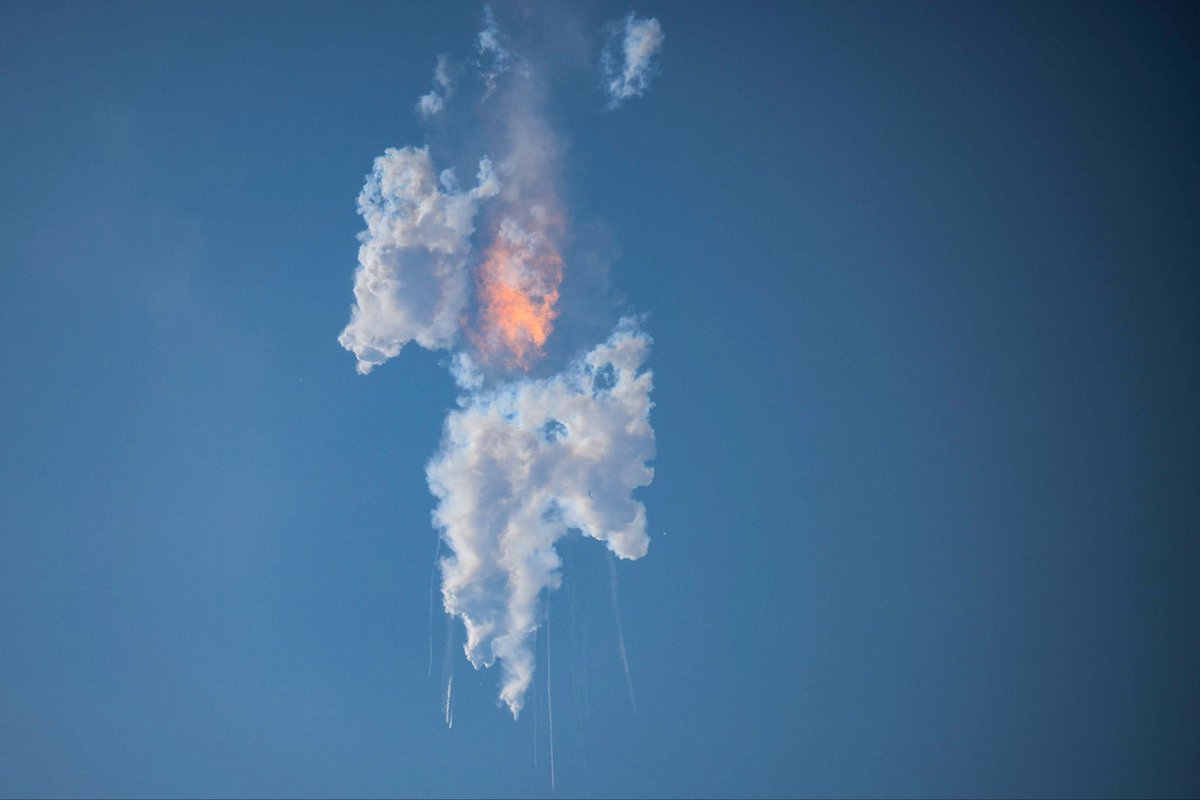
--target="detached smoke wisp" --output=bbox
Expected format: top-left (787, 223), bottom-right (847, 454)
top-left (417, 55), bottom-right (453, 119)
top-left (339, 7), bottom-right (663, 719)
top-left (602, 13), bottom-right (664, 107)
top-left (476, 6), bottom-right (512, 98)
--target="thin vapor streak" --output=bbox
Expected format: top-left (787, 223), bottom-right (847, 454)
top-left (428, 536), bottom-right (442, 678)
top-left (566, 547), bottom-right (581, 718)
top-left (567, 551), bottom-right (590, 797)
top-left (546, 591), bottom-right (556, 790)
top-left (581, 596), bottom-right (591, 720)
top-left (533, 625), bottom-right (539, 767)
top-left (441, 611), bottom-right (456, 728)
top-left (608, 550), bottom-right (637, 712)
top-left (579, 713), bottom-right (590, 800)
top-left (443, 610), bottom-right (456, 729)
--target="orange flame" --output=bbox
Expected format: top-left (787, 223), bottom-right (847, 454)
top-left (474, 216), bottom-right (564, 370)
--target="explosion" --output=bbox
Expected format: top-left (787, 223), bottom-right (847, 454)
top-left (473, 214), bottom-right (564, 370)
top-left (338, 7), bottom-right (665, 722)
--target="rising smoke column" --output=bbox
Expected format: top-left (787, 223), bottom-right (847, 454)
top-left (339, 7), bottom-right (662, 718)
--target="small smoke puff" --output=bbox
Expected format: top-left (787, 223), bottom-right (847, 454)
top-left (477, 7), bottom-right (510, 66)
top-left (339, 147), bottom-right (499, 374)
top-left (428, 319), bottom-right (655, 717)
top-left (417, 91), bottom-right (445, 119)
top-left (433, 54), bottom-right (454, 92)
top-left (449, 351), bottom-right (484, 392)
top-left (417, 55), bottom-right (455, 119)
top-left (602, 13), bottom-right (664, 107)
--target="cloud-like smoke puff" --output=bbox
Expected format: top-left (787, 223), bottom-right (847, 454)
top-left (602, 13), bottom-right (664, 107)
top-left (428, 319), bottom-right (655, 717)
top-left (339, 147), bottom-right (498, 375)
top-left (417, 91), bottom-right (445, 119)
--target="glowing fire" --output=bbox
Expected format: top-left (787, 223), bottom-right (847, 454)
top-left (474, 216), bottom-right (563, 369)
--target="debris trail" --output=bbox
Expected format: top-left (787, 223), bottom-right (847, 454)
top-left (546, 591), bottom-right (556, 790)
top-left (608, 550), bottom-right (637, 712)
top-left (581, 593), bottom-right (591, 720)
top-left (533, 625), bottom-right (539, 767)
top-left (564, 545), bottom-right (580, 714)
top-left (428, 537), bottom-right (442, 678)
top-left (442, 612), bottom-right (456, 729)
top-left (566, 545), bottom-right (590, 796)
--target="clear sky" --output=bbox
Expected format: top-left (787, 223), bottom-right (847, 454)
top-left (1, 2), bottom-right (1198, 798)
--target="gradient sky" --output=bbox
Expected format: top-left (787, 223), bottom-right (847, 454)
top-left (2, 2), bottom-right (1198, 797)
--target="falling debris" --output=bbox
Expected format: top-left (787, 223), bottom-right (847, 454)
top-left (428, 536), bottom-right (442, 678)
top-left (608, 550), bottom-right (637, 713)
top-left (546, 592), bottom-right (556, 790)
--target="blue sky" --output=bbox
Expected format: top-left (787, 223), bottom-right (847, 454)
top-left (1, 2), bottom-right (1198, 797)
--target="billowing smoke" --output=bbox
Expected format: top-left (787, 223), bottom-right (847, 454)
top-left (339, 7), bottom-right (663, 717)
top-left (429, 321), bottom-right (654, 715)
top-left (338, 147), bottom-right (498, 375)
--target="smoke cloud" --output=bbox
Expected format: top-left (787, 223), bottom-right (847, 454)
top-left (338, 147), bottom-right (498, 375)
top-left (428, 320), bottom-right (654, 715)
top-left (339, 7), bottom-right (662, 717)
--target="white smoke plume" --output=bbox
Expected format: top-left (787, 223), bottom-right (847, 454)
top-left (602, 13), bottom-right (664, 107)
top-left (428, 320), bottom-right (654, 716)
top-left (339, 7), bottom-right (662, 718)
